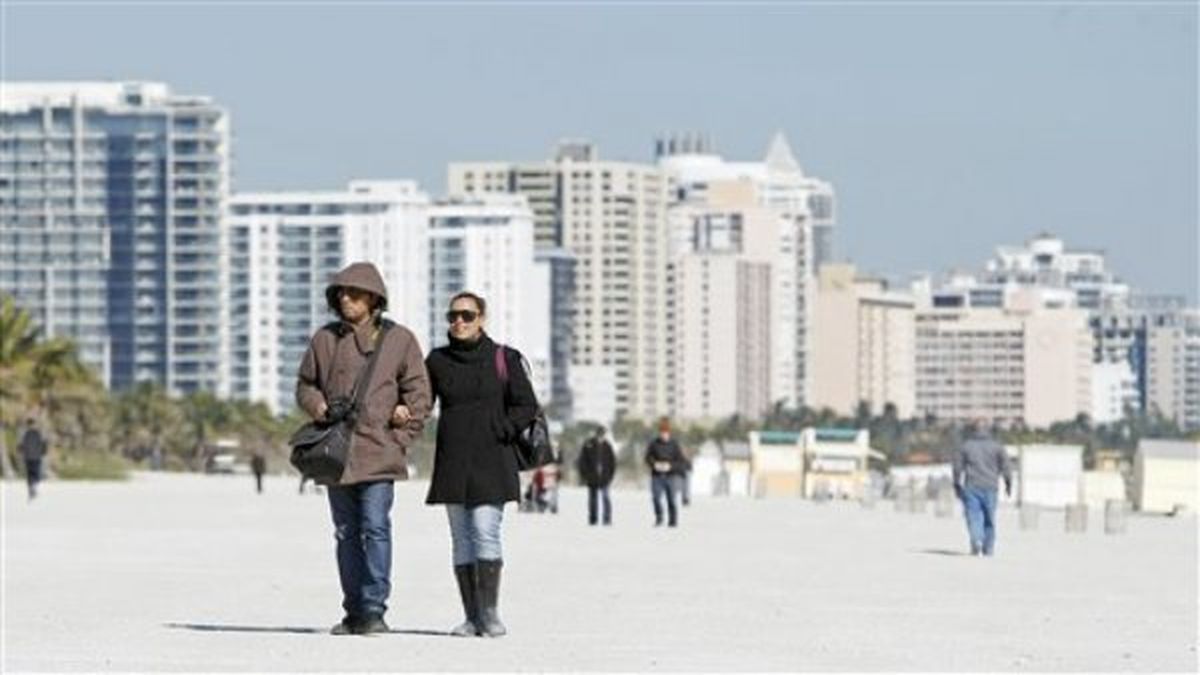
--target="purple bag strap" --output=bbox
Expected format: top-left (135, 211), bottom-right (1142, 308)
top-left (494, 343), bottom-right (508, 383)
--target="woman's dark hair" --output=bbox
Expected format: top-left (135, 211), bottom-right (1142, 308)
top-left (449, 291), bottom-right (487, 316)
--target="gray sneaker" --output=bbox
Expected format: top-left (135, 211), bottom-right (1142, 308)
top-left (330, 615), bottom-right (360, 636)
top-left (358, 615), bottom-right (390, 635)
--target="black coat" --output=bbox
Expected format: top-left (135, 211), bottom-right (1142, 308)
top-left (18, 429), bottom-right (46, 461)
top-left (425, 334), bottom-right (539, 506)
top-left (577, 438), bottom-right (616, 488)
top-left (644, 437), bottom-right (686, 476)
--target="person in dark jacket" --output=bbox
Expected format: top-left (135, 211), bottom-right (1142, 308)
top-left (576, 425), bottom-right (616, 526)
top-left (644, 417), bottom-right (686, 527)
top-left (952, 418), bottom-right (1013, 556)
top-left (425, 291), bottom-right (538, 638)
top-left (251, 452), bottom-right (267, 494)
top-left (295, 261), bottom-right (432, 636)
top-left (18, 417), bottom-right (48, 501)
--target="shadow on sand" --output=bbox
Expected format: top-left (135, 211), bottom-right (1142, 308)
top-left (913, 548), bottom-right (969, 557)
top-left (164, 622), bottom-right (449, 637)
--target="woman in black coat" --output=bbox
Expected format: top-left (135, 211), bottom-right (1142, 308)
top-left (425, 291), bottom-right (538, 638)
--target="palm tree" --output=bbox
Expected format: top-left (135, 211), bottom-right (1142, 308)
top-left (0, 294), bottom-right (99, 476)
top-left (112, 382), bottom-right (184, 467)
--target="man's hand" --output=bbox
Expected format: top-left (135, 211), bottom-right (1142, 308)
top-left (390, 404), bottom-right (411, 427)
top-left (315, 401), bottom-right (328, 422)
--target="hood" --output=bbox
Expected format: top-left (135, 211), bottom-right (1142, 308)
top-left (326, 262), bottom-right (389, 317)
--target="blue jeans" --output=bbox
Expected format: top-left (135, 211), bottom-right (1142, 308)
top-left (587, 485), bottom-right (611, 525)
top-left (327, 481), bottom-right (395, 618)
top-left (446, 504), bottom-right (505, 565)
top-left (651, 474), bottom-right (677, 526)
top-left (961, 486), bottom-right (998, 555)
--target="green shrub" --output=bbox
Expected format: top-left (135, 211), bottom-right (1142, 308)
top-left (54, 452), bottom-right (131, 481)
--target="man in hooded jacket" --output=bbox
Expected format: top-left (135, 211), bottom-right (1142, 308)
top-left (296, 262), bottom-right (432, 635)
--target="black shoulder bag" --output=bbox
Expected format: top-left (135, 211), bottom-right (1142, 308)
top-left (289, 324), bottom-right (391, 484)
top-left (494, 344), bottom-right (555, 471)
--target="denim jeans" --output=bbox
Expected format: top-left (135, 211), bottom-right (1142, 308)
top-left (587, 485), bottom-right (612, 525)
top-left (446, 504), bottom-right (505, 565)
top-left (962, 486), bottom-right (998, 555)
top-left (24, 458), bottom-right (42, 499)
top-left (327, 480), bottom-right (395, 618)
top-left (651, 474), bottom-right (677, 526)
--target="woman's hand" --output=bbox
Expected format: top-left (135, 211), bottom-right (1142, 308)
top-left (396, 401), bottom-right (415, 422)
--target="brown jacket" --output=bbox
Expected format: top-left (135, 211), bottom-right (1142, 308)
top-left (295, 262), bottom-right (431, 484)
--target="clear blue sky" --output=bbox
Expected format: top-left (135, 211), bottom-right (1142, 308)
top-left (4, 1), bottom-right (1196, 300)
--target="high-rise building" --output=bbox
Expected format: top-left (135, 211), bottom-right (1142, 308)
top-left (659, 132), bottom-right (830, 409)
top-left (673, 252), bottom-right (772, 421)
top-left (427, 194), bottom-right (551, 404)
top-left (811, 264), bottom-right (916, 419)
top-left (916, 233), bottom-right (1130, 311)
top-left (1091, 294), bottom-right (1193, 417)
top-left (1, 81), bottom-right (228, 393)
top-left (665, 179), bottom-right (780, 421)
top-left (450, 141), bottom-right (672, 422)
top-left (227, 181), bottom-right (430, 413)
top-left (1091, 360), bottom-right (1139, 425)
top-left (534, 247), bottom-right (576, 419)
top-left (914, 306), bottom-right (1093, 428)
top-left (1145, 309), bottom-right (1200, 430)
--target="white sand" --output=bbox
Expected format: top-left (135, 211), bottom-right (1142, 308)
top-left (2, 472), bottom-right (1196, 672)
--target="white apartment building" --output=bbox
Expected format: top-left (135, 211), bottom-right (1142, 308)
top-left (1, 81), bottom-right (228, 393)
top-left (659, 133), bottom-right (830, 410)
top-left (227, 181), bottom-right (430, 413)
top-left (811, 264), bottom-right (916, 419)
top-left (1092, 294), bottom-right (1195, 421)
top-left (1145, 309), bottom-right (1200, 430)
top-left (673, 253), bottom-right (772, 421)
top-left (450, 142), bottom-right (672, 422)
top-left (914, 306), bottom-right (1092, 428)
top-left (427, 194), bottom-right (551, 404)
top-left (917, 233), bottom-right (1130, 311)
top-left (1091, 360), bottom-right (1139, 424)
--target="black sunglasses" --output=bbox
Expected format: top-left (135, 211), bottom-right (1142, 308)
top-left (446, 309), bottom-right (479, 324)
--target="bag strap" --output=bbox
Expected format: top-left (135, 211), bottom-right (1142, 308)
top-left (347, 322), bottom-right (392, 422)
top-left (494, 343), bottom-right (509, 384)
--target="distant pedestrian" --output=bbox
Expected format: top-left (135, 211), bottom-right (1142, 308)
top-left (577, 425), bottom-right (616, 526)
top-left (425, 291), bottom-right (539, 638)
top-left (644, 418), bottom-right (686, 527)
top-left (251, 452), bottom-right (267, 494)
top-left (18, 417), bottom-right (48, 501)
top-left (952, 418), bottom-right (1013, 556)
top-left (295, 261), bottom-right (432, 636)
top-left (675, 447), bottom-right (694, 507)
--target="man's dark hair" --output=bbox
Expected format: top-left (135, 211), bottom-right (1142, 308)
top-left (450, 291), bottom-right (487, 316)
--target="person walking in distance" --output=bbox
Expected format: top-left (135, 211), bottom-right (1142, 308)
top-left (952, 418), bottom-right (1013, 557)
top-left (295, 262), bottom-right (432, 635)
top-left (644, 418), bottom-right (686, 527)
top-left (251, 452), bottom-right (267, 494)
top-left (576, 425), bottom-right (616, 526)
top-left (425, 292), bottom-right (539, 638)
top-left (18, 417), bottom-right (48, 501)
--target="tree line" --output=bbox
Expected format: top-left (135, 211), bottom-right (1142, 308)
top-left (3, 293), bottom-right (1194, 481)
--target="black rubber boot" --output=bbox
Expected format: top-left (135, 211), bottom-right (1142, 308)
top-left (450, 564), bottom-right (479, 637)
top-left (475, 559), bottom-right (507, 637)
